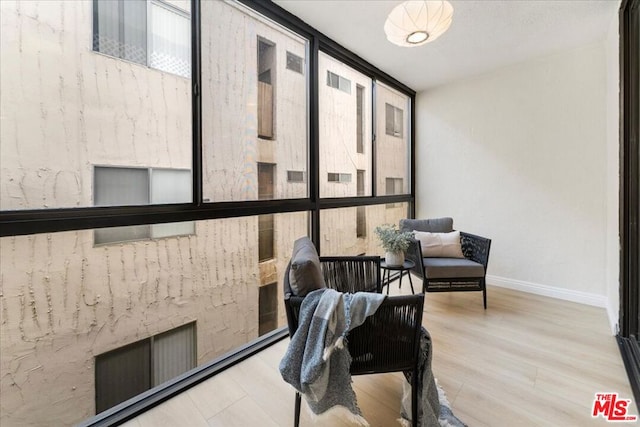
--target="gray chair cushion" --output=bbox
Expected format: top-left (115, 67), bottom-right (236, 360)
top-left (289, 236), bottom-right (326, 296)
top-left (422, 257), bottom-right (484, 279)
top-left (400, 217), bottom-right (453, 233)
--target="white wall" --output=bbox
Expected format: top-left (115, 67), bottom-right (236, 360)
top-left (605, 11), bottom-right (620, 334)
top-left (416, 41), bottom-right (618, 322)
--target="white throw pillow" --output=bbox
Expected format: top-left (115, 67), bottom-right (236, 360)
top-left (413, 230), bottom-right (465, 258)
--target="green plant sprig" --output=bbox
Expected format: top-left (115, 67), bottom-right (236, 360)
top-left (374, 224), bottom-right (414, 253)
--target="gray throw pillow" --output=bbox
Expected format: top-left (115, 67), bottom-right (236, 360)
top-left (289, 236), bottom-right (326, 296)
top-left (400, 217), bottom-right (453, 233)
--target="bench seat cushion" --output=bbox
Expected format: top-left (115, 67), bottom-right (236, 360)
top-left (422, 257), bottom-right (484, 279)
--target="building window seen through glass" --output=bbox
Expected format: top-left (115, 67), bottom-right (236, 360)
top-left (286, 51), bottom-right (304, 74)
top-left (328, 172), bottom-right (352, 183)
top-left (258, 38), bottom-right (276, 139)
top-left (385, 177), bottom-right (404, 208)
top-left (93, 0), bottom-right (191, 78)
top-left (258, 163), bottom-right (275, 199)
top-left (385, 103), bottom-right (404, 138)
top-left (287, 170), bottom-right (305, 182)
top-left (327, 70), bottom-right (351, 94)
top-left (356, 170), bottom-right (366, 237)
top-left (259, 282), bottom-right (278, 335)
top-left (95, 322), bottom-right (196, 414)
top-left (356, 84), bottom-right (365, 153)
top-left (258, 214), bottom-right (275, 261)
top-left (93, 166), bottom-right (194, 244)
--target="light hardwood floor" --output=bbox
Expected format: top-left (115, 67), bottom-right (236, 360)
top-left (122, 285), bottom-right (635, 426)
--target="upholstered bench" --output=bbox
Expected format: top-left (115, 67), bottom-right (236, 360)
top-left (400, 217), bottom-right (491, 308)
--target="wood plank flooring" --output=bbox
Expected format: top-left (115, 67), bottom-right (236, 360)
top-left (122, 285), bottom-right (634, 426)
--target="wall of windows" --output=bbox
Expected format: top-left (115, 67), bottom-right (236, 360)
top-left (0, 0), bottom-right (415, 425)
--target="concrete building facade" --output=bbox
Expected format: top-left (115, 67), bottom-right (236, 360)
top-left (0, 1), bottom-right (411, 425)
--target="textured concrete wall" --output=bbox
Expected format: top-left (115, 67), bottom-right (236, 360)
top-left (0, 0), bottom-right (192, 210)
top-left (318, 52), bottom-right (373, 198)
top-left (376, 84), bottom-right (411, 195)
top-left (0, 219), bottom-right (255, 425)
top-left (201, 0), bottom-right (307, 202)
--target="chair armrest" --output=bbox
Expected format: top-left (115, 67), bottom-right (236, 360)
top-left (460, 232), bottom-right (491, 269)
top-left (319, 256), bottom-right (382, 293)
top-left (405, 239), bottom-right (425, 279)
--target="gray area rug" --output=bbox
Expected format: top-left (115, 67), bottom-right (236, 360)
top-left (399, 327), bottom-right (467, 427)
top-left (436, 382), bottom-right (467, 427)
top-left (399, 380), bottom-right (467, 427)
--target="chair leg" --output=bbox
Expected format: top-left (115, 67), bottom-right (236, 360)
top-left (483, 285), bottom-right (487, 309)
top-left (407, 271), bottom-right (415, 294)
top-left (294, 392), bottom-right (301, 427)
top-left (411, 369), bottom-right (419, 427)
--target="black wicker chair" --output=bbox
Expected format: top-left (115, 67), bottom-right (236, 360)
top-left (400, 218), bottom-right (492, 309)
top-left (319, 255), bottom-right (382, 293)
top-left (283, 257), bottom-right (424, 427)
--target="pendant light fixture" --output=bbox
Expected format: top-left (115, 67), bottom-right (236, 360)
top-left (384, 0), bottom-right (454, 47)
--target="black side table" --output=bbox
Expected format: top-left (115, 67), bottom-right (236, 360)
top-left (380, 259), bottom-right (416, 295)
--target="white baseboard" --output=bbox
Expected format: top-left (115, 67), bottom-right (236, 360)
top-left (486, 275), bottom-right (608, 308)
top-left (607, 307), bottom-right (618, 336)
top-left (606, 302), bottom-right (619, 336)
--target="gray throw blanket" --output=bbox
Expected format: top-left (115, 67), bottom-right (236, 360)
top-left (279, 288), bottom-right (385, 423)
top-left (400, 327), bottom-right (441, 427)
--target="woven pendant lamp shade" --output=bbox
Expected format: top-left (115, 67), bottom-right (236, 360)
top-left (384, 0), bottom-right (454, 47)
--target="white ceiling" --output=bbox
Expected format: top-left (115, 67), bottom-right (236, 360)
top-left (274, 0), bottom-right (619, 92)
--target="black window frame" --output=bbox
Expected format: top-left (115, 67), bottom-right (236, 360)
top-left (617, 0), bottom-right (640, 410)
